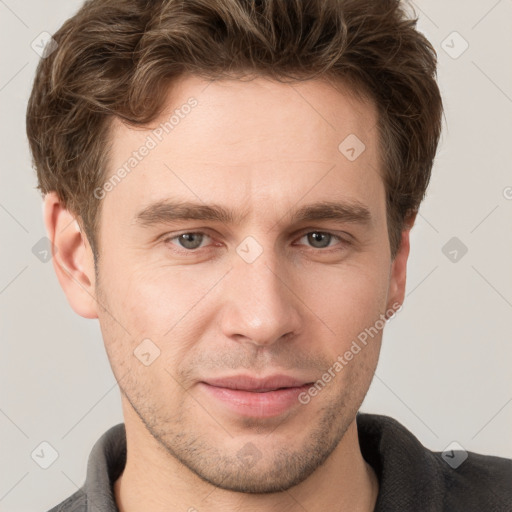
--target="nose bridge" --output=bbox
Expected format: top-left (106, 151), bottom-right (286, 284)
top-left (220, 242), bottom-right (302, 346)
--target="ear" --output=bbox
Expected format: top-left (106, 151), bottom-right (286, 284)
top-left (386, 211), bottom-right (417, 313)
top-left (43, 192), bottom-right (98, 319)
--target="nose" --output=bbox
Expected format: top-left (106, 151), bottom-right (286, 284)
top-left (219, 250), bottom-right (303, 348)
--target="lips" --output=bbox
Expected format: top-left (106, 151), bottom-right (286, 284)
top-left (201, 374), bottom-right (310, 392)
top-left (198, 374), bottom-right (314, 418)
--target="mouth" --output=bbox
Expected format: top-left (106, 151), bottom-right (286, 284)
top-left (198, 374), bottom-right (314, 418)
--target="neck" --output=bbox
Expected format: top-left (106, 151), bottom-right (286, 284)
top-left (114, 406), bottom-right (379, 512)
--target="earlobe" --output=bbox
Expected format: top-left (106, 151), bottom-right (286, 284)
top-left (43, 192), bottom-right (99, 319)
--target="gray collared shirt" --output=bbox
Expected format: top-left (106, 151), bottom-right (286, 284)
top-left (48, 423), bottom-right (126, 512)
top-left (47, 413), bottom-right (512, 511)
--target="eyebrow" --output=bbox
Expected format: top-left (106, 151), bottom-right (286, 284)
top-left (134, 199), bottom-right (372, 228)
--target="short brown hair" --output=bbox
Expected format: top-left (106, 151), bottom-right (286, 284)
top-left (26, 0), bottom-right (443, 262)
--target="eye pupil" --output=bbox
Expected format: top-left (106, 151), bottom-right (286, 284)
top-left (307, 232), bottom-right (331, 248)
top-left (179, 233), bottom-right (203, 249)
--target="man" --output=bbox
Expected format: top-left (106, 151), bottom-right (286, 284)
top-left (26, 0), bottom-right (511, 510)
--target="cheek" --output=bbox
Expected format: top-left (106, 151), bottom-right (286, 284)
top-left (104, 262), bottom-right (228, 341)
top-left (96, 251), bottom-right (231, 380)
top-left (296, 259), bottom-right (389, 347)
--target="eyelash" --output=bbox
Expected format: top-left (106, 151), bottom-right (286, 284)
top-left (162, 230), bottom-right (351, 254)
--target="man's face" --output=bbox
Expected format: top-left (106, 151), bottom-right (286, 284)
top-left (92, 75), bottom-right (405, 492)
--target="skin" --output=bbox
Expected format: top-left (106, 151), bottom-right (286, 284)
top-left (44, 74), bottom-right (414, 512)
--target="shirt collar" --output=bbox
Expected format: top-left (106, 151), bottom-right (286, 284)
top-left (78, 413), bottom-right (444, 511)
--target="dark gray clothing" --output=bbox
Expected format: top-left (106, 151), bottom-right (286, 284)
top-left (47, 413), bottom-right (512, 511)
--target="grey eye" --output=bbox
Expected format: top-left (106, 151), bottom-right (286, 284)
top-left (306, 232), bottom-right (333, 248)
top-left (177, 233), bottom-right (204, 250)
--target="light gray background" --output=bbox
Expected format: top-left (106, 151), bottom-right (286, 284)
top-left (1, 1), bottom-right (511, 510)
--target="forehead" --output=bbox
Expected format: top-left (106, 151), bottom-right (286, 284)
top-left (102, 74), bottom-right (383, 228)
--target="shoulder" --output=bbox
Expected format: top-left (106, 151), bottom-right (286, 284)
top-left (439, 448), bottom-right (512, 510)
top-left (357, 412), bottom-right (512, 511)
